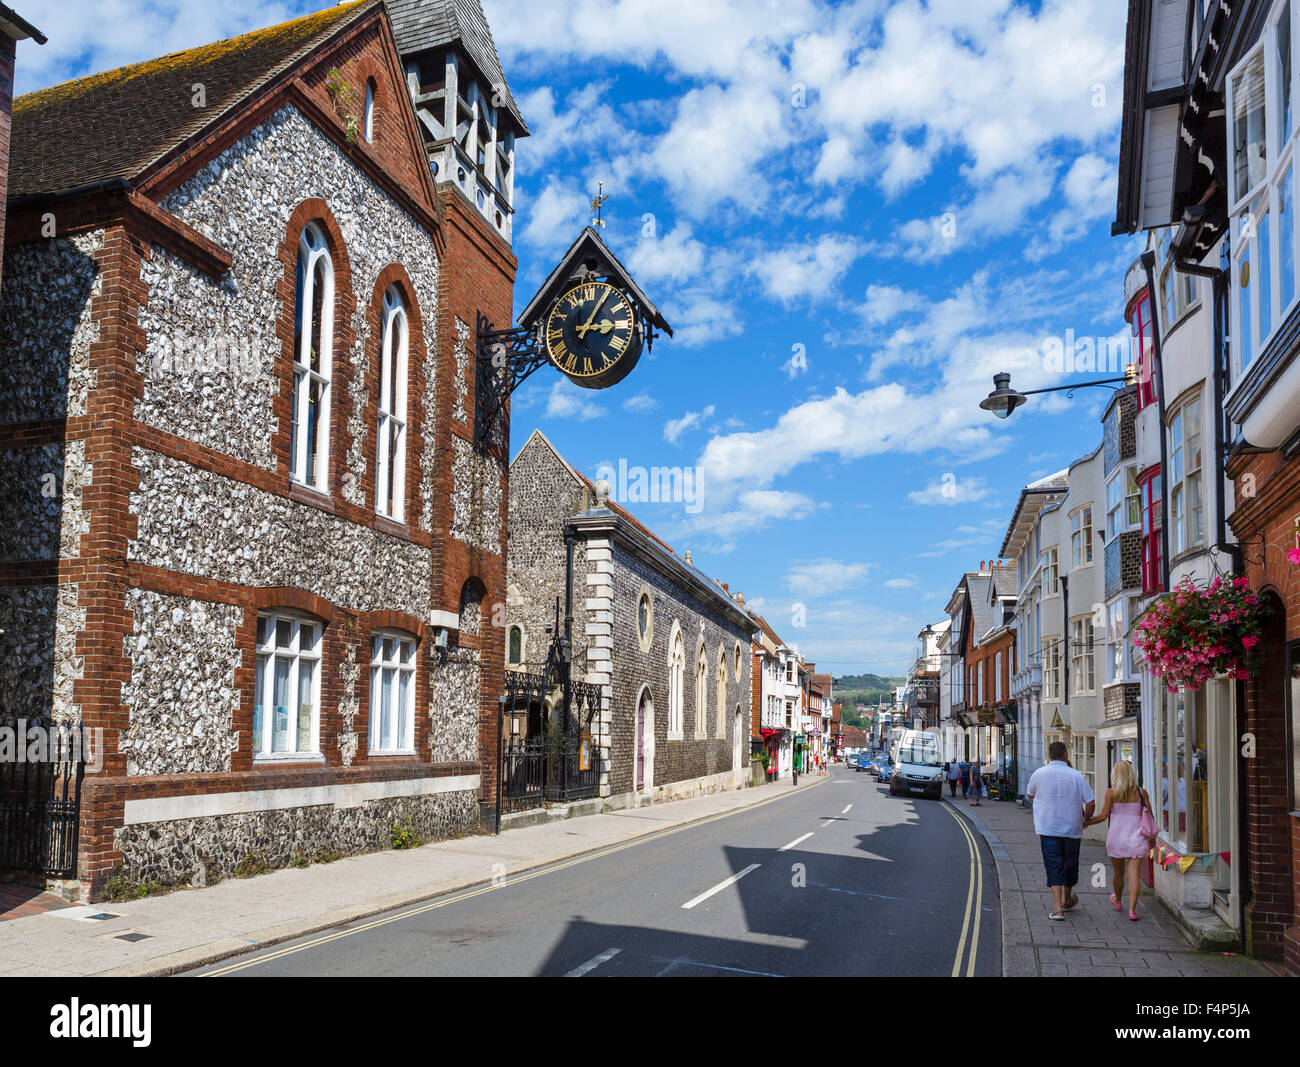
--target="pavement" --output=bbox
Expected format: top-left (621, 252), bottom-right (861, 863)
top-left (0, 773), bottom-right (826, 977)
top-left (941, 791), bottom-right (1271, 977)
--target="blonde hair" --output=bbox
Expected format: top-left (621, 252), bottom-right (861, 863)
top-left (1111, 760), bottom-right (1141, 803)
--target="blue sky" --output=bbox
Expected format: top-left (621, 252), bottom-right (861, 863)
top-left (16, 0), bottom-right (1144, 675)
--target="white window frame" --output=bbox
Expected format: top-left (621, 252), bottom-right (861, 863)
top-left (668, 627), bottom-right (684, 740)
top-left (376, 286), bottom-right (408, 521)
top-left (253, 613), bottom-right (322, 759)
top-left (1072, 733), bottom-right (1096, 794)
top-left (1071, 615), bottom-right (1096, 695)
top-left (1227, 3), bottom-right (1300, 379)
top-left (1070, 506), bottom-right (1094, 568)
top-left (291, 223), bottom-right (333, 491)
top-left (1167, 393), bottom-right (1205, 555)
top-left (1043, 636), bottom-right (1061, 702)
top-left (1041, 546), bottom-right (1059, 597)
top-left (369, 631), bottom-right (416, 754)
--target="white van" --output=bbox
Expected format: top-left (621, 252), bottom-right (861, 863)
top-left (889, 729), bottom-right (944, 799)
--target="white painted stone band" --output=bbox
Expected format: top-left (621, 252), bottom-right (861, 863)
top-left (123, 774), bottom-right (481, 825)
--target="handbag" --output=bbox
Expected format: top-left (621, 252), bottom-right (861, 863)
top-left (1138, 804), bottom-right (1158, 842)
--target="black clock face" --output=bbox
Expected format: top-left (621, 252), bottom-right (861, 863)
top-left (545, 280), bottom-right (642, 389)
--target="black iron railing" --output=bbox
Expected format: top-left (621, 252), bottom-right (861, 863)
top-left (0, 726), bottom-right (86, 878)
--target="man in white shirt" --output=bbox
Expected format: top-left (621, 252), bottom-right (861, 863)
top-left (1025, 741), bottom-right (1096, 920)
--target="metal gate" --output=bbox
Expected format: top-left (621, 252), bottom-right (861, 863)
top-left (498, 669), bottom-right (602, 817)
top-left (0, 725), bottom-right (86, 878)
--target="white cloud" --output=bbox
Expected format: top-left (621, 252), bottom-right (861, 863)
top-left (669, 292), bottom-right (744, 348)
top-left (664, 404), bottom-right (716, 444)
top-left (861, 284), bottom-right (923, 325)
top-left (883, 578), bottom-right (917, 589)
top-left (749, 235), bottom-right (861, 304)
top-left (785, 558), bottom-right (873, 595)
top-left (907, 476), bottom-right (994, 506)
top-left (519, 180), bottom-right (590, 251)
top-left (622, 393), bottom-right (658, 413)
top-left (625, 222), bottom-right (707, 284)
top-left (545, 380), bottom-right (606, 421)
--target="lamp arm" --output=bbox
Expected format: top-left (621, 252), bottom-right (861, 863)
top-left (1017, 376), bottom-right (1129, 397)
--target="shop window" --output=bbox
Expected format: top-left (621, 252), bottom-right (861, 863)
top-left (1156, 689), bottom-right (1208, 853)
top-left (253, 613), bottom-right (321, 757)
top-left (370, 632), bottom-right (415, 753)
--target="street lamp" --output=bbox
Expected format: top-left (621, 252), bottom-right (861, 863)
top-left (978, 367), bottom-right (1136, 419)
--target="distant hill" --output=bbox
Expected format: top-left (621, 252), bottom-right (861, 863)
top-left (832, 673), bottom-right (905, 722)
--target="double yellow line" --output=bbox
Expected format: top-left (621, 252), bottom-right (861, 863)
top-left (943, 803), bottom-right (983, 977)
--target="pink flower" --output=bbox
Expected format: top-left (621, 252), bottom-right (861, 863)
top-left (1242, 634), bottom-right (1258, 649)
top-left (1288, 547), bottom-right (1300, 565)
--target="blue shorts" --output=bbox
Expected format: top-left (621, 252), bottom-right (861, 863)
top-left (1039, 835), bottom-right (1081, 888)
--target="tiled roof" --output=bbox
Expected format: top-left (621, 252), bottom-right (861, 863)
top-left (386, 0), bottom-right (527, 133)
top-left (10, 1), bottom-right (379, 201)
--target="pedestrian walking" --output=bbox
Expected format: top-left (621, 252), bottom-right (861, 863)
top-left (959, 758), bottom-right (971, 799)
top-left (1025, 741), bottom-right (1096, 921)
top-left (946, 759), bottom-right (960, 797)
top-left (968, 763), bottom-right (984, 806)
top-left (1083, 760), bottom-right (1156, 921)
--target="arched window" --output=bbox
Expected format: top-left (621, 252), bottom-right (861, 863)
top-left (291, 223), bottom-right (332, 490)
top-left (696, 642), bottom-right (708, 738)
top-left (668, 627), bottom-right (684, 739)
top-left (364, 79), bottom-right (376, 142)
top-left (376, 285), bottom-right (408, 520)
top-left (717, 648), bottom-right (728, 738)
top-left (507, 625), bottom-right (523, 666)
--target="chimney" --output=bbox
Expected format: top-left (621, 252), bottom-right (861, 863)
top-left (722, 582), bottom-right (729, 594)
top-left (684, 550), bottom-right (693, 565)
top-left (736, 592), bottom-right (745, 606)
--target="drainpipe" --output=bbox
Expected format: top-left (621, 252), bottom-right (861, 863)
top-left (1140, 251), bottom-right (1172, 594)
top-left (1061, 575), bottom-right (1070, 716)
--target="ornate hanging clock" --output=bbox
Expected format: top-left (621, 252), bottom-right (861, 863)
top-left (544, 279), bottom-right (642, 389)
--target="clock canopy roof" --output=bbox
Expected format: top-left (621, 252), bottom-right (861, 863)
top-left (519, 225), bottom-right (674, 338)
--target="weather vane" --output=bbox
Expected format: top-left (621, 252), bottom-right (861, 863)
top-left (590, 181), bottom-right (608, 229)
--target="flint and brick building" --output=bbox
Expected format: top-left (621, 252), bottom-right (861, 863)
top-left (0, 0), bottom-right (523, 899)
top-left (506, 431), bottom-right (755, 805)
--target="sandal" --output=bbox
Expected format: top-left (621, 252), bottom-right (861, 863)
top-left (1048, 910), bottom-right (1065, 920)
top-left (1129, 911), bottom-right (1140, 921)
top-left (1110, 893), bottom-right (1122, 911)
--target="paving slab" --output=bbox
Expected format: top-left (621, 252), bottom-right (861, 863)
top-left (941, 795), bottom-right (1269, 978)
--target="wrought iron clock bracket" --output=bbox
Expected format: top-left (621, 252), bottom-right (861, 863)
top-left (475, 311), bottom-right (549, 452)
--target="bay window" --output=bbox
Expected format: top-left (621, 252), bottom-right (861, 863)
top-left (1129, 291), bottom-right (1158, 411)
top-left (370, 632), bottom-right (415, 753)
top-left (376, 285), bottom-right (408, 521)
top-left (1228, 2), bottom-right (1300, 376)
top-left (1106, 468), bottom-right (1139, 538)
top-left (253, 614), bottom-right (321, 757)
top-left (291, 223), bottom-right (333, 490)
top-left (1139, 468), bottom-right (1164, 594)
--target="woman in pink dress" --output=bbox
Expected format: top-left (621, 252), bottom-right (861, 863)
top-left (1084, 760), bottom-right (1155, 921)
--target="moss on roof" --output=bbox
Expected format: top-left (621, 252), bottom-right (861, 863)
top-left (11, 1), bottom-right (379, 199)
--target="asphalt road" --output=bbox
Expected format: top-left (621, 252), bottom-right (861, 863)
top-left (191, 763), bottom-right (1000, 977)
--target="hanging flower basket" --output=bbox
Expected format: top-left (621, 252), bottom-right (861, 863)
top-left (1133, 576), bottom-right (1269, 692)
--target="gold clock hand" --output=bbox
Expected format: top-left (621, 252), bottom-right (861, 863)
top-left (576, 289), bottom-right (610, 338)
